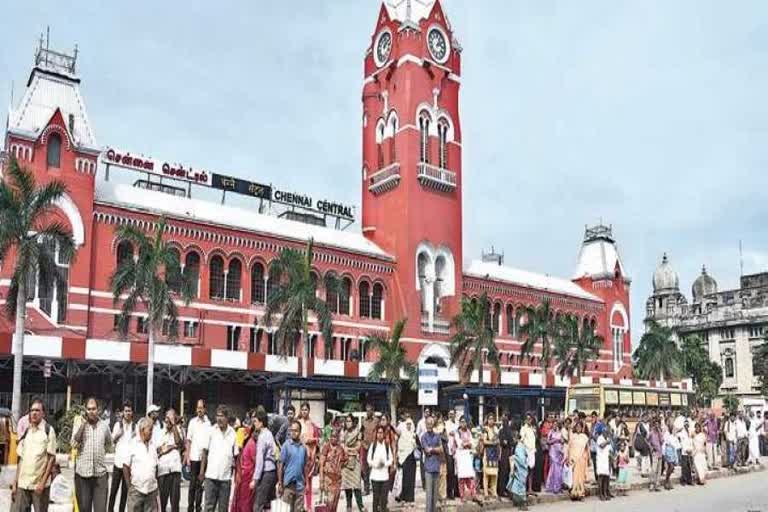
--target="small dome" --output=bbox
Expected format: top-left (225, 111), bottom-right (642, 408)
top-left (692, 265), bottom-right (718, 302)
top-left (653, 253), bottom-right (679, 292)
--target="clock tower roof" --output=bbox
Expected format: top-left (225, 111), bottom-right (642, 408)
top-left (384, 0), bottom-right (437, 25)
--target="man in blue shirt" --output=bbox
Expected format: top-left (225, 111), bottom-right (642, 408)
top-left (279, 420), bottom-right (307, 512)
top-left (420, 417), bottom-right (443, 512)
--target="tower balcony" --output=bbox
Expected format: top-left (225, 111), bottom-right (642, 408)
top-left (417, 162), bottom-right (457, 192)
top-left (367, 162), bottom-right (401, 195)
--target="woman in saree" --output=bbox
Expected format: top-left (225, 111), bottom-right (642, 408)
top-left (341, 414), bottom-right (366, 512)
top-left (453, 416), bottom-right (476, 503)
top-left (299, 402), bottom-right (321, 511)
top-left (545, 420), bottom-right (564, 494)
top-left (231, 424), bottom-right (256, 512)
top-left (320, 430), bottom-right (348, 511)
top-left (567, 421), bottom-right (590, 501)
top-left (692, 423), bottom-right (708, 484)
top-left (508, 433), bottom-right (529, 511)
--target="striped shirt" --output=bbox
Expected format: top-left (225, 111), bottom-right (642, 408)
top-left (72, 419), bottom-right (112, 478)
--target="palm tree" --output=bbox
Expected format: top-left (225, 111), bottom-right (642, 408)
top-left (367, 319), bottom-right (417, 421)
top-left (519, 298), bottom-right (559, 376)
top-left (553, 316), bottom-right (603, 379)
top-left (263, 239), bottom-right (334, 377)
top-left (0, 156), bottom-right (76, 420)
top-left (633, 320), bottom-right (682, 381)
top-left (111, 217), bottom-right (194, 410)
top-left (448, 293), bottom-right (501, 421)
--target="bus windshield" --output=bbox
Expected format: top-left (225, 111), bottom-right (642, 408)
top-left (567, 390), bottom-right (600, 415)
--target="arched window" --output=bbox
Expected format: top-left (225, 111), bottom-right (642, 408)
top-left (515, 309), bottom-right (524, 338)
top-left (251, 262), bottom-right (265, 304)
top-left (167, 248), bottom-right (182, 293)
top-left (371, 283), bottom-right (384, 320)
top-left (226, 259), bottom-right (242, 301)
top-left (359, 338), bottom-right (368, 362)
top-left (185, 251), bottom-right (200, 297)
top-left (209, 255), bottom-right (225, 300)
top-left (377, 122), bottom-right (385, 169)
top-left (339, 277), bottom-right (352, 316)
top-left (438, 118), bottom-right (449, 168)
top-left (47, 133), bottom-right (62, 168)
top-left (325, 273), bottom-right (339, 314)
top-left (389, 115), bottom-right (398, 163)
top-left (418, 252), bottom-right (429, 313)
top-left (582, 317), bottom-right (589, 333)
top-left (359, 281), bottom-right (371, 318)
top-left (506, 305), bottom-right (514, 336)
top-left (308, 334), bottom-right (317, 359)
top-left (419, 112), bottom-right (431, 163)
top-left (434, 256), bottom-right (445, 315)
top-left (492, 302), bottom-right (502, 335)
top-left (266, 264), bottom-right (277, 302)
top-left (116, 240), bottom-right (133, 266)
top-left (343, 338), bottom-right (354, 361)
top-left (724, 357), bottom-right (734, 378)
top-left (590, 318), bottom-right (597, 331)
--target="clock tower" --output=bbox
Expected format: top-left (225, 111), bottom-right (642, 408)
top-left (362, 0), bottom-right (463, 340)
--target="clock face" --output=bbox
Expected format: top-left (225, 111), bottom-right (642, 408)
top-left (375, 31), bottom-right (392, 67)
top-left (428, 27), bottom-right (449, 63)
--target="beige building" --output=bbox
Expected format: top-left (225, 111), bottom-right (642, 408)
top-left (645, 254), bottom-right (767, 411)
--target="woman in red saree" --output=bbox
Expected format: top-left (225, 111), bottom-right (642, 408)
top-left (231, 424), bottom-right (257, 512)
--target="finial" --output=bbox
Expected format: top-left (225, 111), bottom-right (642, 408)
top-left (662, 252), bottom-right (668, 263)
top-left (701, 265), bottom-right (707, 275)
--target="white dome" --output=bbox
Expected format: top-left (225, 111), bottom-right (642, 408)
top-left (692, 265), bottom-right (718, 302)
top-left (653, 253), bottom-right (679, 292)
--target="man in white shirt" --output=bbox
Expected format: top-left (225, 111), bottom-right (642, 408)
top-left (156, 409), bottom-right (183, 512)
top-left (123, 418), bottom-right (159, 511)
top-left (185, 399), bottom-right (210, 512)
top-left (725, 413), bottom-right (738, 467)
top-left (147, 405), bottom-right (163, 444)
top-left (108, 401), bottom-right (136, 512)
top-left (200, 405), bottom-right (239, 512)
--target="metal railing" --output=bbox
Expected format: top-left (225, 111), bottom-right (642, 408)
top-left (417, 162), bottom-right (457, 192)
top-left (368, 163), bottom-right (401, 195)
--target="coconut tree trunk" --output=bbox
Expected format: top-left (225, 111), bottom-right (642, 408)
top-left (301, 304), bottom-right (309, 379)
top-left (478, 355), bottom-right (484, 425)
top-left (146, 324), bottom-right (155, 411)
top-left (11, 278), bottom-right (27, 421)
top-left (389, 388), bottom-right (398, 424)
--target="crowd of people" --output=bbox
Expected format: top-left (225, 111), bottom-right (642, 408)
top-left (7, 395), bottom-right (768, 512)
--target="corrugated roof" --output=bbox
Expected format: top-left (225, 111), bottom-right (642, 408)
top-left (464, 260), bottom-right (602, 302)
top-left (95, 182), bottom-right (392, 261)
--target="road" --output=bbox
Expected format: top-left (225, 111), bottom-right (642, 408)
top-left (529, 469), bottom-right (767, 512)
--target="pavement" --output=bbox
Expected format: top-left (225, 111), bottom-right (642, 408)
top-left (528, 469), bottom-right (768, 512)
top-left (1, 455), bottom-right (765, 511)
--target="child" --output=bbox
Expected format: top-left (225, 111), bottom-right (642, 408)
top-left (616, 441), bottom-right (631, 496)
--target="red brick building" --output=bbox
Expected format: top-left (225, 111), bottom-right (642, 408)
top-left (1, 1), bottom-right (632, 419)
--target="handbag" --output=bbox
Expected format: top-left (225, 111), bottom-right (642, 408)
top-left (314, 492), bottom-right (328, 512)
top-left (392, 468), bottom-right (403, 497)
top-left (271, 499), bottom-right (290, 512)
top-left (562, 464), bottom-right (573, 488)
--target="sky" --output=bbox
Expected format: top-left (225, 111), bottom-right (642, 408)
top-left (2, 1), bottom-right (767, 342)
